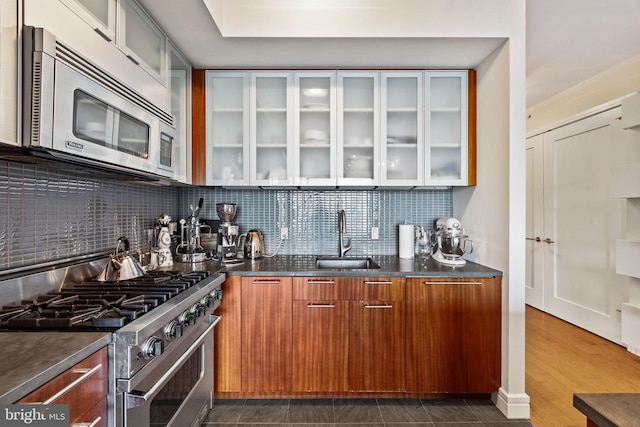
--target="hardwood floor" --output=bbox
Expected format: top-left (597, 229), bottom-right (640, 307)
top-left (526, 305), bottom-right (640, 426)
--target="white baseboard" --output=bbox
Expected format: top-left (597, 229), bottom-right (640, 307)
top-left (494, 388), bottom-right (531, 420)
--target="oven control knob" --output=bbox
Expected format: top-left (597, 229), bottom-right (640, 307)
top-left (190, 303), bottom-right (206, 318)
top-left (201, 295), bottom-right (214, 308)
top-left (141, 336), bottom-right (163, 359)
top-left (179, 310), bottom-right (195, 327)
top-left (164, 320), bottom-right (182, 340)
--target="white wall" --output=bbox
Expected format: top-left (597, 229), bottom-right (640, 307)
top-left (454, 35), bottom-right (529, 419)
top-left (527, 54), bottom-right (640, 136)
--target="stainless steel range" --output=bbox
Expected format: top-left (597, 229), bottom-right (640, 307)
top-left (0, 258), bottom-right (224, 427)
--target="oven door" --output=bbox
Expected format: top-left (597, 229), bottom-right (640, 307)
top-left (118, 318), bottom-right (219, 427)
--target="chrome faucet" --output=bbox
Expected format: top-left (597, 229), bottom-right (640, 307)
top-left (338, 209), bottom-right (352, 257)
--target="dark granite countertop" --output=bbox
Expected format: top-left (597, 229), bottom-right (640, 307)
top-left (574, 393), bottom-right (640, 427)
top-left (0, 332), bottom-right (111, 404)
top-left (169, 255), bottom-right (502, 278)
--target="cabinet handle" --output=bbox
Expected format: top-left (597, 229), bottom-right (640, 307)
top-left (423, 281), bottom-right (482, 285)
top-left (126, 54), bottom-right (140, 66)
top-left (93, 27), bottom-right (112, 42)
top-left (364, 281), bottom-right (393, 285)
top-left (307, 280), bottom-right (335, 285)
top-left (525, 237), bottom-right (541, 242)
top-left (306, 304), bottom-right (335, 308)
top-left (42, 364), bottom-right (102, 404)
top-left (364, 304), bottom-right (393, 309)
top-left (72, 417), bottom-right (101, 427)
top-left (252, 280), bottom-right (280, 285)
top-left (544, 238), bottom-right (555, 244)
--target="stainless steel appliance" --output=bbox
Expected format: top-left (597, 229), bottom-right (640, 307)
top-left (0, 258), bottom-right (224, 427)
top-left (239, 229), bottom-right (264, 260)
top-left (177, 199), bottom-right (208, 263)
top-left (20, 26), bottom-right (175, 180)
top-left (216, 203), bottom-right (239, 259)
top-left (433, 217), bottom-right (474, 266)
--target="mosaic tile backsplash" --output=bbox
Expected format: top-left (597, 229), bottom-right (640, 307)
top-left (0, 159), bottom-right (452, 272)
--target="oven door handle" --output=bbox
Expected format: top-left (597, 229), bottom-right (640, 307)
top-left (126, 315), bottom-right (221, 409)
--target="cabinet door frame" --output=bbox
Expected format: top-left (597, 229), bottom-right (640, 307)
top-left (250, 72), bottom-right (295, 186)
top-left (205, 71), bottom-right (251, 186)
top-left (294, 71), bottom-right (337, 187)
top-left (60, 0), bottom-right (117, 43)
top-left (424, 70), bottom-right (469, 186)
top-left (380, 71), bottom-right (424, 187)
top-left (337, 71), bottom-right (380, 187)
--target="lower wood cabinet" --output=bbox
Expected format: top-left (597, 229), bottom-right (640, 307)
top-left (405, 277), bottom-right (501, 393)
top-left (17, 347), bottom-right (107, 427)
top-left (241, 276), bottom-right (293, 392)
top-left (215, 274), bottom-right (501, 397)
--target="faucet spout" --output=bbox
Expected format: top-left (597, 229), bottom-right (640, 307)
top-left (338, 210), bottom-right (352, 257)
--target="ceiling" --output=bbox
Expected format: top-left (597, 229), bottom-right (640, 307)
top-left (138, 0), bottom-right (640, 108)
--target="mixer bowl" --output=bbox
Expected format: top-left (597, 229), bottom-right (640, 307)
top-left (438, 234), bottom-right (473, 258)
top-left (216, 203), bottom-right (237, 222)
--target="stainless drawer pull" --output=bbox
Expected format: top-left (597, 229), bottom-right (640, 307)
top-left (364, 304), bottom-right (393, 309)
top-left (423, 281), bottom-right (482, 285)
top-left (364, 281), bottom-right (393, 285)
top-left (307, 304), bottom-right (335, 308)
top-left (307, 280), bottom-right (335, 285)
top-left (72, 416), bottom-right (101, 427)
top-left (42, 364), bottom-right (102, 404)
top-left (93, 27), bottom-right (112, 42)
top-left (126, 54), bottom-right (140, 66)
top-left (252, 280), bottom-right (280, 285)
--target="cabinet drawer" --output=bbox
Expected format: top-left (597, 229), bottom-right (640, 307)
top-left (18, 348), bottom-right (107, 425)
top-left (293, 277), bottom-right (346, 300)
top-left (346, 277), bottom-right (405, 301)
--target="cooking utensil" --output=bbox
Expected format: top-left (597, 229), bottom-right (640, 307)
top-left (97, 237), bottom-right (146, 281)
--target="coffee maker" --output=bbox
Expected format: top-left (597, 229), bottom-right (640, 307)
top-left (216, 203), bottom-right (240, 259)
top-left (433, 218), bottom-right (474, 266)
top-left (176, 198), bottom-right (208, 263)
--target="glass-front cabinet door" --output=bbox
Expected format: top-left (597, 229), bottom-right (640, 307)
top-left (380, 72), bottom-right (423, 186)
top-left (206, 72), bottom-right (250, 186)
top-left (337, 72), bottom-right (379, 186)
top-left (295, 72), bottom-right (336, 186)
top-left (60, 0), bottom-right (116, 42)
top-left (425, 71), bottom-right (468, 186)
top-left (250, 73), bottom-right (294, 186)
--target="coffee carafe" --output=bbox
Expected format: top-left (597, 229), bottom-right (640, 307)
top-left (216, 203), bottom-right (240, 259)
top-left (432, 218), bottom-right (473, 266)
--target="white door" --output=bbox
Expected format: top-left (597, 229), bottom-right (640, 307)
top-left (525, 134), bottom-right (544, 309)
top-left (542, 106), bottom-right (626, 343)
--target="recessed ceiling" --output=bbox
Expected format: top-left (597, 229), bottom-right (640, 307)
top-left (138, 0), bottom-right (640, 108)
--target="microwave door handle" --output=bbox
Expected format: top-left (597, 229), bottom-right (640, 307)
top-left (126, 320), bottom-right (217, 409)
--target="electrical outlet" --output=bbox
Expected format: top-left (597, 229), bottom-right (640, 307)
top-left (280, 227), bottom-right (289, 240)
top-left (371, 227), bottom-right (379, 240)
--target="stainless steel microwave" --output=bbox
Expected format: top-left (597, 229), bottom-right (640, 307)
top-left (22, 26), bottom-right (175, 179)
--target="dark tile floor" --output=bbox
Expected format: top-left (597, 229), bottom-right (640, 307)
top-left (202, 398), bottom-right (534, 426)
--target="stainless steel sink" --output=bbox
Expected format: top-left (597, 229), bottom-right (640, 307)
top-left (315, 257), bottom-right (381, 270)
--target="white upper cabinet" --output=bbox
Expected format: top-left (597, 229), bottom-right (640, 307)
top-left (168, 42), bottom-right (191, 184)
top-left (250, 72), bottom-right (294, 186)
top-left (204, 69), bottom-right (473, 188)
top-left (337, 72), bottom-right (380, 187)
top-left (380, 72), bottom-right (423, 187)
top-left (206, 72), bottom-right (250, 186)
top-left (118, 0), bottom-right (165, 84)
top-left (60, 0), bottom-right (116, 42)
top-left (0, 0), bottom-right (19, 145)
top-left (425, 71), bottom-right (468, 186)
top-left (295, 72), bottom-right (337, 187)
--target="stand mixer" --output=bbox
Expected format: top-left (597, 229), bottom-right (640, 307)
top-left (433, 218), bottom-right (474, 266)
top-left (176, 198), bottom-right (208, 263)
top-left (216, 203), bottom-right (239, 260)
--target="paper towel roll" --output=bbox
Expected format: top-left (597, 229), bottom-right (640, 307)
top-left (399, 224), bottom-right (415, 259)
